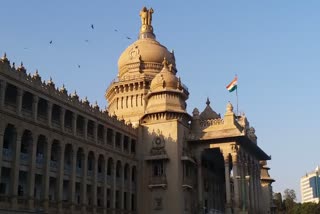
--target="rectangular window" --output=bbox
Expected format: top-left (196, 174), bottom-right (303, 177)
top-left (153, 160), bottom-right (164, 177)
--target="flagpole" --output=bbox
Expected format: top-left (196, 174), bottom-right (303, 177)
top-left (236, 86), bottom-right (239, 116)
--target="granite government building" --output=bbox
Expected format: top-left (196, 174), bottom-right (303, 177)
top-left (0, 7), bottom-right (274, 214)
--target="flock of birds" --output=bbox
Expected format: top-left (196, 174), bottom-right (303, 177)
top-left (23, 24), bottom-right (132, 69)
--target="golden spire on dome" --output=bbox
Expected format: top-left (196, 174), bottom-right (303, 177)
top-left (139, 7), bottom-right (155, 39)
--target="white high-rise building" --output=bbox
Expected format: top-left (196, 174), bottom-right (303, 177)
top-left (300, 166), bottom-right (320, 203)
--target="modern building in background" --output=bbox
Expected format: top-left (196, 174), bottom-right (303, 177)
top-left (0, 7), bottom-right (274, 214)
top-left (300, 166), bottom-right (320, 203)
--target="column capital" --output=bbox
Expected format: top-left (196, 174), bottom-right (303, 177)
top-left (231, 152), bottom-right (238, 164)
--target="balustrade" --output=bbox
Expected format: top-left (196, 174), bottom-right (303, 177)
top-left (2, 148), bottom-right (12, 161)
top-left (20, 153), bottom-right (29, 164)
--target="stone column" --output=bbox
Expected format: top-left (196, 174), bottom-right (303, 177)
top-left (248, 160), bottom-right (255, 213)
top-left (57, 143), bottom-right (65, 212)
top-left (231, 153), bottom-right (240, 212)
top-left (94, 122), bottom-right (98, 144)
top-left (43, 140), bottom-right (52, 211)
top-left (0, 80), bottom-right (7, 109)
top-left (252, 161), bottom-right (258, 213)
top-left (121, 163), bottom-right (125, 211)
top-left (27, 135), bottom-right (37, 209)
top-left (223, 152), bottom-right (232, 214)
top-left (47, 102), bottom-right (52, 128)
top-left (70, 145), bottom-right (77, 213)
top-left (103, 127), bottom-right (107, 146)
top-left (196, 152), bottom-right (203, 209)
top-left (102, 155), bottom-right (107, 214)
top-left (72, 113), bottom-right (77, 136)
top-left (255, 163), bottom-right (261, 212)
top-left (128, 166), bottom-right (132, 213)
top-left (32, 95), bottom-right (39, 122)
top-left (112, 161), bottom-right (116, 214)
top-left (10, 129), bottom-right (22, 209)
top-left (93, 155), bottom-right (98, 213)
top-left (81, 150), bottom-right (88, 213)
top-left (120, 134), bottom-right (124, 152)
top-left (128, 137), bottom-right (131, 155)
top-left (112, 131), bottom-right (116, 148)
top-left (60, 108), bottom-right (66, 132)
top-left (84, 118), bottom-right (88, 140)
top-left (16, 88), bottom-right (23, 116)
top-left (0, 123), bottom-right (5, 192)
top-left (243, 158), bottom-right (250, 213)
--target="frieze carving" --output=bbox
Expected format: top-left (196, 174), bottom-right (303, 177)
top-left (200, 118), bottom-right (224, 129)
top-left (129, 46), bottom-right (140, 60)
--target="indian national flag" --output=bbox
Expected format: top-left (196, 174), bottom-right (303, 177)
top-left (226, 76), bottom-right (238, 92)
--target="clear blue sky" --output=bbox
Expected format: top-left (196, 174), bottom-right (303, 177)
top-left (2, 0), bottom-right (320, 201)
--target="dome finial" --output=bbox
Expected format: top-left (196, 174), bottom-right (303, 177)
top-left (226, 102), bottom-right (233, 113)
top-left (1, 52), bottom-right (9, 64)
top-left (162, 57), bottom-right (169, 69)
top-left (206, 97), bottom-right (210, 106)
top-left (139, 7), bottom-right (155, 39)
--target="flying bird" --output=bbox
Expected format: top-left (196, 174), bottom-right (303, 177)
top-left (49, 40), bottom-right (53, 44)
top-left (91, 24), bottom-right (94, 29)
top-left (126, 36), bottom-right (132, 40)
top-left (85, 39), bottom-right (89, 42)
top-left (78, 65), bottom-right (81, 68)
top-left (114, 29), bottom-right (118, 32)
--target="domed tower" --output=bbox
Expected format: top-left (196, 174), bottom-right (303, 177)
top-left (141, 58), bottom-right (190, 124)
top-left (105, 7), bottom-right (176, 125)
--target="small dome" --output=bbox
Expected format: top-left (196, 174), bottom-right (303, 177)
top-left (199, 98), bottom-right (220, 120)
top-left (150, 58), bottom-right (178, 92)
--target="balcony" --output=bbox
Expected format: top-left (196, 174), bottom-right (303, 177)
top-left (76, 167), bottom-right (83, 176)
top-left (51, 120), bottom-right (61, 129)
top-left (107, 175), bottom-right (113, 185)
top-left (98, 173), bottom-right (104, 182)
top-left (2, 148), bottom-right (13, 161)
top-left (50, 160), bottom-right (58, 171)
top-left (37, 115), bottom-right (47, 124)
top-left (148, 175), bottom-right (167, 189)
top-left (36, 155), bottom-right (44, 168)
top-left (21, 109), bottom-right (32, 118)
top-left (64, 164), bottom-right (71, 174)
top-left (182, 177), bottom-right (194, 189)
top-left (20, 153), bottom-right (29, 165)
top-left (87, 170), bottom-right (93, 178)
top-left (64, 126), bottom-right (73, 134)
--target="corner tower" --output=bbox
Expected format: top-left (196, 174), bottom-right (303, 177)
top-left (105, 7), bottom-right (176, 125)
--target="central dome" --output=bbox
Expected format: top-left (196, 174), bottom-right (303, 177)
top-left (117, 7), bottom-right (176, 79)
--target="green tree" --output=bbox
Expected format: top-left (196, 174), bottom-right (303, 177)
top-left (273, 192), bottom-right (284, 213)
top-left (283, 189), bottom-right (296, 214)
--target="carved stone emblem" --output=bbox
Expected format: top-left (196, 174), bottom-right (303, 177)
top-left (129, 46), bottom-right (140, 60)
top-left (150, 135), bottom-right (166, 155)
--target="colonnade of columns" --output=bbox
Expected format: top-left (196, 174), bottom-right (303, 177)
top-left (223, 148), bottom-right (262, 214)
top-left (0, 124), bottom-right (137, 214)
top-left (196, 146), bottom-right (263, 214)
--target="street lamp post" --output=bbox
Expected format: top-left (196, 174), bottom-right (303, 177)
top-left (236, 175), bottom-right (250, 214)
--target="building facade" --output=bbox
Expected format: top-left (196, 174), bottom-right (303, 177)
top-left (0, 6), bottom-right (274, 214)
top-left (300, 166), bottom-right (320, 203)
